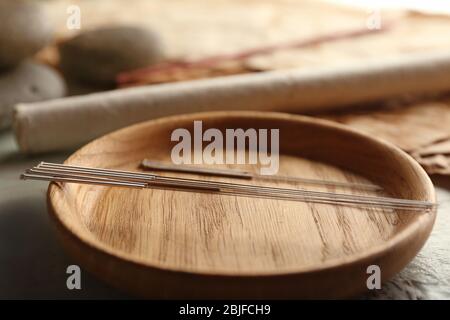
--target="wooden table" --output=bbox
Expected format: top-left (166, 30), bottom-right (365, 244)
top-left (1, 130), bottom-right (449, 299)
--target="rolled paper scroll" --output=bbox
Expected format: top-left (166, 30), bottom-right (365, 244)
top-left (14, 50), bottom-right (450, 154)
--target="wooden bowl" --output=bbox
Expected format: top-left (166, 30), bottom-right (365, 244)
top-left (47, 111), bottom-right (436, 298)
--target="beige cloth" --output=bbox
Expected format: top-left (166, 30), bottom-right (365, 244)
top-left (325, 98), bottom-right (450, 175)
top-left (43, 0), bottom-right (450, 67)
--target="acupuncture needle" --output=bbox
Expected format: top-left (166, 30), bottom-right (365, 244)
top-left (141, 159), bottom-right (381, 191)
top-left (20, 170), bottom-right (432, 211)
top-left (22, 171), bottom-right (429, 211)
top-left (33, 162), bottom-right (431, 207)
top-left (22, 162), bottom-right (436, 211)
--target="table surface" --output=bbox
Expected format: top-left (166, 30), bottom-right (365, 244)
top-left (1, 130), bottom-right (449, 299)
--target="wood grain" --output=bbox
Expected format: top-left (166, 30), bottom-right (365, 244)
top-left (47, 111), bottom-right (436, 298)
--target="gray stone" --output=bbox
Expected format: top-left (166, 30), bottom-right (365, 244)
top-left (0, 61), bottom-right (66, 129)
top-left (0, 0), bottom-right (54, 69)
top-left (59, 26), bottom-right (165, 86)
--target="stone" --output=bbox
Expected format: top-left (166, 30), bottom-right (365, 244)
top-left (59, 26), bottom-right (165, 86)
top-left (0, 0), bottom-right (54, 69)
top-left (0, 61), bottom-right (66, 129)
